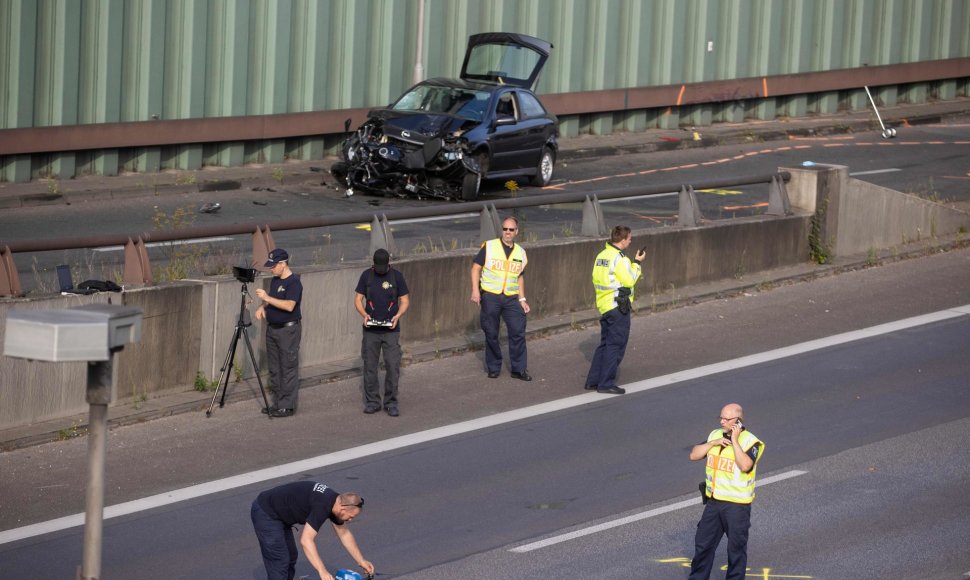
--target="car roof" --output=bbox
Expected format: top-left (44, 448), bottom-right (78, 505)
top-left (459, 32), bottom-right (552, 89)
top-left (415, 77), bottom-right (527, 95)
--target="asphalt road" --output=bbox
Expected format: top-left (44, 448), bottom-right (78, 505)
top-left (1, 246), bottom-right (969, 579)
top-left (1, 308), bottom-right (968, 579)
top-left (2, 118), bottom-right (968, 293)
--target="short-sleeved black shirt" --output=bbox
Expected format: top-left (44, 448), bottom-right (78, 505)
top-left (355, 268), bottom-right (409, 333)
top-left (257, 481), bottom-right (339, 531)
top-left (265, 274), bottom-right (303, 324)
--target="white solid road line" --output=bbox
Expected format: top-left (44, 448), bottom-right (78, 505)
top-left (509, 470), bottom-right (808, 553)
top-left (848, 168), bottom-right (902, 176)
top-left (1, 305), bottom-right (967, 546)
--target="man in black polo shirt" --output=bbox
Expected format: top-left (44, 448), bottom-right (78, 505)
top-left (255, 248), bottom-right (303, 418)
top-left (251, 481), bottom-right (374, 580)
top-left (354, 248), bottom-right (410, 416)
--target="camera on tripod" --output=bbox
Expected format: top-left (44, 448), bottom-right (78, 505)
top-left (233, 266), bottom-right (257, 284)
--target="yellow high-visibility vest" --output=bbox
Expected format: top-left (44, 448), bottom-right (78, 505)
top-left (591, 243), bottom-right (641, 315)
top-left (703, 429), bottom-right (763, 504)
top-left (480, 239), bottom-right (527, 296)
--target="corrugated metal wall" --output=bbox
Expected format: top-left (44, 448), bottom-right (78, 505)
top-left (1, 0), bottom-right (969, 181)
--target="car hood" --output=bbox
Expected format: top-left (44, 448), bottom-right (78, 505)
top-left (460, 32), bottom-right (552, 89)
top-left (369, 110), bottom-right (473, 144)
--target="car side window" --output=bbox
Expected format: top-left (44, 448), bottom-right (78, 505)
top-left (518, 92), bottom-right (546, 119)
top-left (495, 93), bottom-right (517, 119)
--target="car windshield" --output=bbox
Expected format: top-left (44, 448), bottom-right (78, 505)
top-left (392, 85), bottom-right (492, 122)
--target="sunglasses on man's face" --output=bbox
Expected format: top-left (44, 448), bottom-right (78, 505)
top-left (502, 227), bottom-right (517, 232)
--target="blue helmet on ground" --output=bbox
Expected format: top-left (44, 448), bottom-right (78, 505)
top-left (334, 570), bottom-right (362, 580)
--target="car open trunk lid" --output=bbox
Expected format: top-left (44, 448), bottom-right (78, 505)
top-left (459, 32), bottom-right (552, 89)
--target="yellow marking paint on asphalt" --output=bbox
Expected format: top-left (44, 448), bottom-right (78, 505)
top-left (356, 224), bottom-right (372, 232)
top-left (657, 557), bottom-right (813, 578)
top-left (697, 188), bottom-right (743, 196)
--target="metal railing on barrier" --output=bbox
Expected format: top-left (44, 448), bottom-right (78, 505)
top-left (0, 172), bottom-right (791, 296)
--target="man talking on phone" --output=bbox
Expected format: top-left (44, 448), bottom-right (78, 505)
top-left (583, 225), bottom-right (644, 395)
top-left (687, 403), bottom-right (764, 580)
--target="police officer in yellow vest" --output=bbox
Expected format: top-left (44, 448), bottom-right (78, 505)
top-left (470, 216), bottom-right (532, 381)
top-left (583, 225), bottom-right (644, 395)
top-left (688, 403), bottom-right (764, 580)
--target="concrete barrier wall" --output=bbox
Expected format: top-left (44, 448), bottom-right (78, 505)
top-left (115, 283), bottom-right (203, 401)
top-left (807, 164), bottom-right (970, 258)
top-left (0, 293), bottom-right (113, 428)
top-left (837, 176), bottom-right (970, 256)
top-left (0, 213), bottom-right (813, 432)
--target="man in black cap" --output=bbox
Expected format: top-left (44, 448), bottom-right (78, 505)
top-left (354, 249), bottom-right (409, 416)
top-left (255, 248), bottom-right (303, 418)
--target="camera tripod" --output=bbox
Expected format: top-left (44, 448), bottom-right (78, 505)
top-left (206, 282), bottom-right (272, 417)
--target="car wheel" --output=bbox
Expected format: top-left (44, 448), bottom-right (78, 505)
top-left (461, 171), bottom-right (481, 202)
top-left (530, 147), bottom-right (555, 187)
top-left (330, 162), bottom-right (350, 188)
top-left (476, 152), bottom-right (490, 177)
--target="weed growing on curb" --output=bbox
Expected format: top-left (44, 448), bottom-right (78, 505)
top-left (57, 421), bottom-right (83, 441)
top-left (271, 167), bottom-right (285, 184)
top-left (809, 198), bottom-right (830, 264)
top-left (866, 247), bottom-right (879, 267)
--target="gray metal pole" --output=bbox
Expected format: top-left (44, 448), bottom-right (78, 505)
top-left (412, 0), bottom-right (425, 85)
top-left (80, 359), bottom-right (113, 580)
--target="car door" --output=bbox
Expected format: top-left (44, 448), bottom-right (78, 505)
top-left (488, 90), bottom-right (552, 173)
top-left (487, 90), bottom-right (531, 172)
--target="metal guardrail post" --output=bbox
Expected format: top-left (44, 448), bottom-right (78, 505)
top-left (581, 195), bottom-right (608, 236)
top-left (0, 245), bottom-right (23, 297)
top-left (251, 226), bottom-right (275, 269)
top-left (479, 204), bottom-right (502, 244)
top-left (678, 185), bottom-right (703, 227)
top-left (766, 175), bottom-right (793, 216)
top-left (368, 214), bottom-right (397, 258)
top-left (122, 237), bottom-right (153, 287)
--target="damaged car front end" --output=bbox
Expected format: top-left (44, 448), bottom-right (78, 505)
top-left (331, 32), bottom-right (556, 202)
top-left (331, 85), bottom-right (486, 200)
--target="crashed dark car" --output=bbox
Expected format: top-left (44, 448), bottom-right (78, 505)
top-left (331, 32), bottom-right (558, 201)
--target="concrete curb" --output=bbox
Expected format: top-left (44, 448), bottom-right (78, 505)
top-left (3, 234), bottom-right (966, 452)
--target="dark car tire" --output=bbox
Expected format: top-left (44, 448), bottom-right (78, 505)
top-left (330, 161), bottom-right (350, 188)
top-left (461, 171), bottom-right (481, 202)
top-left (530, 147), bottom-right (555, 187)
top-left (476, 152), bottom-right (490, 177)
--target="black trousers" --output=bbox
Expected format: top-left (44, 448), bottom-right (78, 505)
top-left (266, 323), bottom-right (301, 410)
top-left (251, 500), bottom-right (298, 580)
top-left (361, 330), bottom-right (401, 407)
top-left (689, 499), bottom-right (752, 580)
top-left (479, 292), bottom-right (527, 374)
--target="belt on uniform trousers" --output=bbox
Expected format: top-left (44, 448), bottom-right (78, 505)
top-left (269, 320), bottom-right (300, 329)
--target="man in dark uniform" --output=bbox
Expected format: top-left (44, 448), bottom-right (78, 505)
top-left (354, 248), bottom-right (410, 417)
top-left (688, 403), bottom-right (764, 580)
top-left (255, 248), bottom-right (302, 418)
top-left (469, 216), bottom-right (532, 381)
top-left (251, 481), bottom-right (375, 580)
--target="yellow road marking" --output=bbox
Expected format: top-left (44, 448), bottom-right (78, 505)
top-left (697, 188), bottom-right (743, 196)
